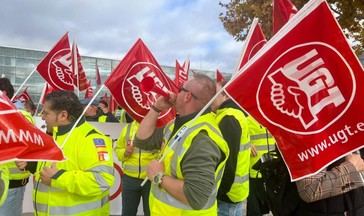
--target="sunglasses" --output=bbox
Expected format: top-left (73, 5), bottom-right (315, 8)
top-left (179, 86), bottom-right (199, 100)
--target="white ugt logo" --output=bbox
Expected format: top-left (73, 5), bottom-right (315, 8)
top-left (268, 49), bottom-right (345, 129)
top-left (127, 66), bottom-right (169, 109)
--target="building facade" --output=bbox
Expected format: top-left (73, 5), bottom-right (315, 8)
top-left (0, 45), bottom-right (217, 103)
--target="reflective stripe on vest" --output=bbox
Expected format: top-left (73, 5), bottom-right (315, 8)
top-left (169, 123), bottom-right (221, 177)
top-left (240, 142), bottom-right (251, 151)
top-left (255, 144), bottom-right (276, 151)
top-left (35, 195), bottom-right (109, 215)
top-left (250, 133), bottom-right (273, 141)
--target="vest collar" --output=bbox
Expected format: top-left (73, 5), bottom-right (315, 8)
top-left (172, 108), bottom-right (211, 137)
top-left (56, 117), bottom-right (86, 136)
top-left (218, 99), bottom-right (240, 110)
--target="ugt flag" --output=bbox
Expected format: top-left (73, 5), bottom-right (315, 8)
top-left (174, 59), bottom-right (190, 88)
top-left (273, 0), bottom-right (298, 34)
top-left (226, 0), bottom-right (364, 181)
top-left (36, 33), bottom-right (73, 91)
top-left (0, 92), bottom-right (64, 162)
top-left (104, 39), bottom-right (177, 127)
top-left (12, 87), bottom-right (32, 104)
top-left (71, 43), bottom-right (90, 91)
top-left (236, 18), bottom-right (267, 72)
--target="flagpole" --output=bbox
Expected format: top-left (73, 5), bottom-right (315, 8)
top-left (59, 85), bottom-right (105, 149)
top-left (34, 83), bottom-right (47, 116)
top-left (11, 68), bottom-right (36, 101)
top-left (73, 41), bottom-right (80, 98)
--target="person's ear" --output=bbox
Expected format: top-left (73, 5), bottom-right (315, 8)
top-left (58, 110), bottom-right (69, 121)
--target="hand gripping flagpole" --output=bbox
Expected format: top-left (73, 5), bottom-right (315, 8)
top-left (11, 68), bottom-right (36, 101)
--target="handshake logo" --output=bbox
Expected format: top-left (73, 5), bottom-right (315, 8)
top-left (49, 49), bottom-right (73, 89)
top-left (262, 47), bottom-right (351, 132)
top-left (122, 62), bottom-right (170, 115)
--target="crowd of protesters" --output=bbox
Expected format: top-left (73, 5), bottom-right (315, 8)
top-left (1, 75), bottom-right (364, 216)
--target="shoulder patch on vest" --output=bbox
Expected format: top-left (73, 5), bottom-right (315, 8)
top-left (93, 138), bottom-right (106, 147)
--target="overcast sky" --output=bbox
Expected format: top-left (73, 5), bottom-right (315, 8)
top-left (0, 0), bottom-right (243, 73)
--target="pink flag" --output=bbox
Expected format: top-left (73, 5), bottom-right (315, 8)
top-left (216, 69), bottom-right (225, 83)
top-left (104, 39), bottom-right (177, 127)
top-left (226, 0), bottom-right (364, 180)
top-left (95, 63), bottom-right (102, 88)
top-left (273, 0), bottom-right (298, 34)
top-left (36, 33), bottom-right (73, 91)
top-left (236, 18), bottom-right (267, 72)
top-left (0, 92), bottom-right (64, 162)
top-left (71, 43), bottom-right (90, 91)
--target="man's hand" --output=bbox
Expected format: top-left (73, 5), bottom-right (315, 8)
top-left (40, 163), bottom-right (58, 185)
top-left (153, 92), bottom-right (177, 112)
top-left (251, 145), bottom-right (258, 157)
top-left (147, 160), bottom-right (164, 181)
top-left (346, 154), bottom-right (364, 171)
top-left (15, 161), bottom-right (27, 170)
top-left (124, 144), bottom-right (134, 157)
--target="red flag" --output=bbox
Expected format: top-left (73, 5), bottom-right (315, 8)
top-left (216, 69), bottom-right (225, 83)
top-left (36, 33), bottom-right (73, 91)
top-left (226, 0), bottom-right (364, 181)
top-left (84, 82), bottom-right (94, 99)
top-left (0, 92), bottom-right (64, 162)
top-left (12, 87), bottom-right (32, 104)
top-left (71, 43), bottom-right (90, 91)
top-left (95, 63), bottom-right (102, 88)
top-left (104, 39), bottom-right (177, 127)
top-left (174, 59), bottom-right (190, 88)
top-left (273, 0), bottom-right (298, 34)
top-left (101, 92), bottom-right (108, 102)
top-left (109, 96), bottom-right (118, 114)
top-left (39, 84), bottom-right (55, 105)
top-left (236, 18), bottom-right (267, 72)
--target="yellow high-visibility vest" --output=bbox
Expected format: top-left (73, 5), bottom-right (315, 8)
top-left (115, 121), bottom-right (159, 179)
top-left (216, 107), bottom-right (250, 202)
top-left (33, 121), bottom-right (115, 216)
top-left (149, 112), bottom-right (229, 216)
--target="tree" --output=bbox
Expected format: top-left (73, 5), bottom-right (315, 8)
top-left (219, 0), bottom-right (364, 54)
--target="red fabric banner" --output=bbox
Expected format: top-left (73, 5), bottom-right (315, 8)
top-left (104, 39), bottom-right (177, 127)
top-left (71, 43), bottom-right (90, 91)
top-left (39, 84), bottom-right (55, 105)
top-left (273, 0), bottom-right (298, 34)
top-left (84, 81), bottom-right (94, 99)
top-left (12, 87), bottom-right (32, 103)
top-left (0, 92), bottom-right (64, 162)
top-left (226, 0), bottom-right (364, 180)
top-left (36, 33), bottom-right (73, 91)
top-left (237, 18), bottom-right (267, 72)
top-left (174, 59), bottom-right (189, 88)
top-left (95, 63), bottom-right (102, 88)
top-left (215, 69), bottom-right (225, 83)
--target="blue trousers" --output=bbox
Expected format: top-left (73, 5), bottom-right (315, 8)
top-left (218, 199), bottom-right (247, 216)
top-left (122, 174), bottom-right (151, 216)
top-left (0, 186), bottom-right (26, 216)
